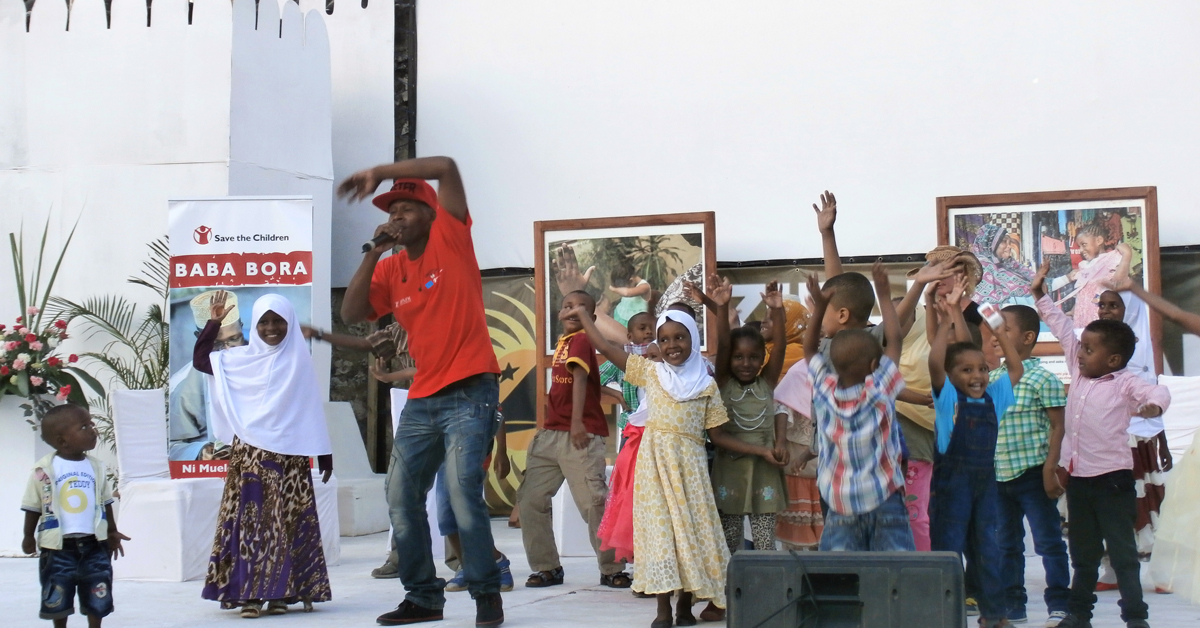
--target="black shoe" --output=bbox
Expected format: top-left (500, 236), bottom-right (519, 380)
top-left (377, 600), bottom-right (444, 625)
top-left (475, 592), bottom-right (504, 628)
top-left (1055, 616), bottom-right (1093, 628)
top-left (1126, 620), bottom-right (1151, 628)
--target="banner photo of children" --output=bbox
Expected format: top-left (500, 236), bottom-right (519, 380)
top-left (542, 224), bottom-right (707, 354)
top-left (950, 200), bottom-right (1149, 341)
top-left (167, 197), bottom-right (314, 466)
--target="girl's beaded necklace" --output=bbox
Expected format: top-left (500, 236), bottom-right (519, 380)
top-left (727, 379), bottom-right (769, 431)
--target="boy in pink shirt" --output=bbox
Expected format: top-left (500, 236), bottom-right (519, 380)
top-left (1032, 263), bottom-right (1170, 628)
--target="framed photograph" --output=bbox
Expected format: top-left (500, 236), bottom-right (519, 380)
top-left (937, 187), bottom-right (1161, 374)
top-left (534, 212), bottom-right (717, 424)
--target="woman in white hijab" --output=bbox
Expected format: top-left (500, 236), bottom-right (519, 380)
top-left (194, 292), bottom-right (333, 618)
top-left (570, 305), bottom-right (778, 628)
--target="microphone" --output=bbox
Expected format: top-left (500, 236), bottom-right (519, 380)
top-left (361, 233), bottom-right (395, 253)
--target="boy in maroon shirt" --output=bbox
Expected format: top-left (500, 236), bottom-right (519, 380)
top-left (517, 290), bottom-right (631, 589)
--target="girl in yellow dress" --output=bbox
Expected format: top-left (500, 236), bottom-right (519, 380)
top-left (570, 304), bottom-right (781, 628)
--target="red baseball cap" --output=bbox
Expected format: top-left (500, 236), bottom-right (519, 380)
top-left (372, 178), bottom-right (439, 212)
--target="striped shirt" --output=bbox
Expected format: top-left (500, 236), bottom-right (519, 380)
top-left (809, 353), bottom-right (907, 516)
top-left (989, 358), bottom-right (1067, 482)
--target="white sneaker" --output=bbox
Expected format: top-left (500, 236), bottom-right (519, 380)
top-left (1045, 611), bottom-right (1068, 627)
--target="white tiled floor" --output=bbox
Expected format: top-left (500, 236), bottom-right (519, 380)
top-left (3, 522), bottom-right (1198, 627)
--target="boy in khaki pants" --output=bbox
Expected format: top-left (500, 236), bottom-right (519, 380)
top-left (518, 290), bottom-right (631, 589)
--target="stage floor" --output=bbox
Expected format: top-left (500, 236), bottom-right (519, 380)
top-left (3, 521), bottom-right (1197, 627)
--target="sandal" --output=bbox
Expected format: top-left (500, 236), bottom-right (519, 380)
top-left (601, 571), bottom-right (633, 588)
top-left (525, 567), bottom-right (565, 588)
top-left (268, 600), bottom-right (288, 616)
top-left (240, 601), bottom-right (263, 619)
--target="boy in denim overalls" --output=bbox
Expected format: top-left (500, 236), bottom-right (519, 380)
top-left (927, 283), bottom-right (1025, 628)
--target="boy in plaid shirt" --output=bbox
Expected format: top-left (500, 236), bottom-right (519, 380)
top-left (598, 311), bottom-right (656, 433)
top-left (803, 263), bottom-right (913, 551)
top-left (989, 305), bottom-right (1070, 627)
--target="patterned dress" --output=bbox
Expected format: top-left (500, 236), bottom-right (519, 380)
top-left (624, 355), bottom-right (731, 606)
top-left (201, 438), bottom-right (332, 608)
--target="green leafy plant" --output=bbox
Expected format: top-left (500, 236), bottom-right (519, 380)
top-left (46, 238), bottom-right (171, 453)
top-left (47, 238), bottom-right (171, 391)
top-left (630, 234), bottom-right (686, 293)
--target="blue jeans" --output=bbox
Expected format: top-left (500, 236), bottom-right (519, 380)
top-left (386, 374), bottom-right (501, 607)
top-left (997, 465), bottom-right (1070, 616)
top-left (819, 491), bottom-right (915, 551)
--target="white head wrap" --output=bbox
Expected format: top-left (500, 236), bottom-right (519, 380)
top-left (208, 294), bottom-right (332, 457)
top-left (654, 310), bottom-right (714, 402)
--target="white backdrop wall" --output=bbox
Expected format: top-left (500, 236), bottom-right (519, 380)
top-left (0, 0), bottom-right (337, 405)
top-left (414, 0), bottom-right (1200, 269)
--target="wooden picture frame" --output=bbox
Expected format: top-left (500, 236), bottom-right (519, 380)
top-left (533, 212), bottom-right (717, 427)
top-left (937, 187), bottom-right (1161, 377)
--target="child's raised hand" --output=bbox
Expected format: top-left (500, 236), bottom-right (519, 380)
top-left (870, 259), bottom-right (890, 294)
top-left (108, 530), bottom-right (131, 561)
top-left (1031, 261), bottom-right (1051, 296)
top-left (209, 291), bottom-right (229, 322)
top-left (707, 273), bottom-right (733, 307)
top-left (1116, 241), bottom-right (1133, 259)
top-left (944, 274), bottom-right (969, 308)
top-left (558, 303), bottom-right (590, 322)
top-left (682, 280), bottom-right (704, 305)
top-left (761, 280), bottom-right (783, 310)
top-left (911, 259), bottom-right (956, 285)
top-left (1106, 274), bottom-right (1135, 293)
top-left (812, 190), bottom-right (837, 232)
top-left (805, 274), bottom-right (828, 310)
top-left (551, 244), bottom-right (595, 295)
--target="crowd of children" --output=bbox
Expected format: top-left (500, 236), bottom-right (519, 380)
top-left (22, 188), bottom-right (1195, 628)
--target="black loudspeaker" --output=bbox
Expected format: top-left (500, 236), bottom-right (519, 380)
top-left (727, 551), bottom-right (965, 628)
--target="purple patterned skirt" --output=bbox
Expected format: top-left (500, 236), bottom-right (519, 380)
top-left (201, 438), bottom-right (331, 608)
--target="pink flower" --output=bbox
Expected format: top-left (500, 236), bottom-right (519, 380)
top-left (11, 358), bottom-right (26, 371)
top-left (29, 376), bottom-right (43, 386)
top-left (26, 306), bottom-right (38, 316)
top-left (29, 341), bottom-right (44, 351)
top-left (17, 327), bottom-right (29, 335)
top-left (4, 341), bottom-right (17, 351)
top-left (68, 354), bottom-right (79, 363)
top-left (56, 385), bottom-right (71, 402)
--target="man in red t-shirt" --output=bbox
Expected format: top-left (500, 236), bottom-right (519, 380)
top-left (517, 291), bottom-right (630, 590)
top-left (339, 157), bottom-right (503, 628)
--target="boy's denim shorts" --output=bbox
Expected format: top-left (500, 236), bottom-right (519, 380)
top-left (38, 536), bottom-right (114, 620)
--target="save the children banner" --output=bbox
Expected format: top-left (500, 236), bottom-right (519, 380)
top-left (167, 197), bottom-right (315, 477)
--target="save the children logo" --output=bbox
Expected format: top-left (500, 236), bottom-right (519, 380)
top-left (194, 225), bottom-right (213, 245)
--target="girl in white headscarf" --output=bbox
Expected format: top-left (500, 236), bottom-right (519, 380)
top-left (570, 304), bottom-right (775, 628)
top-left (194, 292), bottom-right (333, 618)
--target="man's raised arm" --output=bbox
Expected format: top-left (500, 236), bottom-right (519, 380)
top-left (338, 156), bottom-right (468, 223)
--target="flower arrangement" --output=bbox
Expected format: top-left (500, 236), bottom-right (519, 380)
top-left (5, 216), bottom-right (103, 426)
top-left (1, 305), bottom-right (88, 404)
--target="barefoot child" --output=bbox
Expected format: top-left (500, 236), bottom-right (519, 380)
top-left (573, 304), bottom-right (767, 628)
top-left (22, 404), bottom-right (130, 627)
top-left (1033, 264), bottom-right (1171, 628)
top-left (928, 274), bottom-right (1025, 628)
top-left (804, 262), bottom-right (913, 552)
top-left (519, 290), bottom-right (631, 589)
top-left (596, 311), bottom-right (657, 564)
top-left (688, 275), bottom-right (789, 554)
